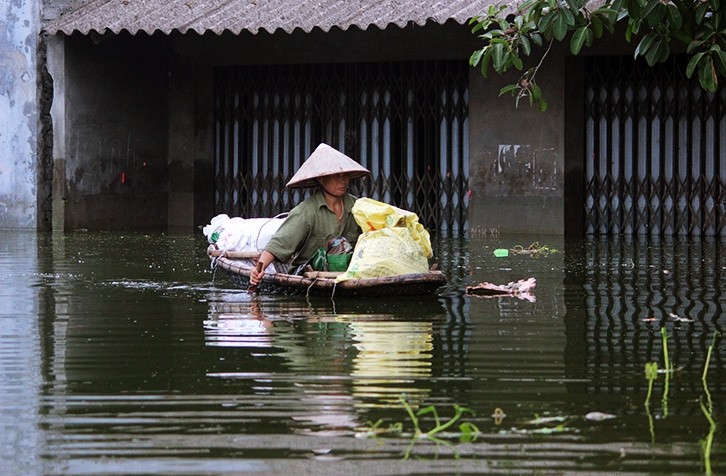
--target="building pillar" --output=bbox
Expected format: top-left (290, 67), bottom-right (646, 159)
top-left (167, 52), bottom-right (196, 229)
top-left (47, 35), bottom-right (67, 232)
top-left (0, 0), bottom-right (41, 229)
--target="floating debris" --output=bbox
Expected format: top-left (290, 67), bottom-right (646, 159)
top-left (466, 277), bottom-right (536, 302)
top-left (585, 411), bottom-right (616, 422)
top-left (668, 312), bottom-right (694, 322)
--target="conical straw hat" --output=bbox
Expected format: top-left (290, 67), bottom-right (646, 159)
top-left (286, 143), bottom-right (371, 188)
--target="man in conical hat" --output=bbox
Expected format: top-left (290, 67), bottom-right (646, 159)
top-left (250, 143), bottom-right (370, 285)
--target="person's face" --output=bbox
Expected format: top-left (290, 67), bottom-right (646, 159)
top-left (318, 173), bottom-right (351, 197)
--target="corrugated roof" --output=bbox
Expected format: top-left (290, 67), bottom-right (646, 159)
top-left (43, 0), bottom-right (500, 36)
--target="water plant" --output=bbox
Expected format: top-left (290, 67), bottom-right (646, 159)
top-left (509, 241), bottom-right (558, 258)
top-left (399, 396), bottom-right (481, 458)
top-left (700, 332), bottom-right (720, 476)
top-left (359, 395), bottom-right (481, 459)
top-left (644, 327), bottom-right (720, 474)
top-left (644, 327), bottom-right (676, 441)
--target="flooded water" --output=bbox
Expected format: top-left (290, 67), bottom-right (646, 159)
top-left (0, 230), bottom-right (723, 475)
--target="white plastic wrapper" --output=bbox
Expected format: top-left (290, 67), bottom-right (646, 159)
top-left (203, 214), bottom-right (287, 252)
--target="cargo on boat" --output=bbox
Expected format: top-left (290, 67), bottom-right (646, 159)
top-left (208, 247), bottom-right (447, 297)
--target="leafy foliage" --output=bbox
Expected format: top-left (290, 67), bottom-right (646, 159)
top-left (469, 0), bottom-right (726, 111)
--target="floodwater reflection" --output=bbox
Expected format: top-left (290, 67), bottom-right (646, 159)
top-left (0, 230), bottom-right (723, 474)
top-left (203, 292), bottom-right (442, 434)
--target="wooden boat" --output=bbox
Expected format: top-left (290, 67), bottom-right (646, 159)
top-left (208, 247), bottom-right (447, 297)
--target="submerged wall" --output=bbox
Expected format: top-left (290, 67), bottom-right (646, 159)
top-left (48, 33), bottom-right (171, 231)
top-left (467, 42), bottom-right (568, 235)
top-left (0, 0), bottom-right (40, 229)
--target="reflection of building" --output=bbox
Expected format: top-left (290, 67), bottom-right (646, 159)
top-left (564, 238), bottom-right (725, 400)
top-left (0, 232), bottom-right (42, 472)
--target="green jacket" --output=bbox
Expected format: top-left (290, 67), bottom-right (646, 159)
top-left (265, 191), bottom-right (360, 265)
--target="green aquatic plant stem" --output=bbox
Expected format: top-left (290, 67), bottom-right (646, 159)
top-left (660, 327), bottom-right (671, 417)
top-left (644, 361), bottom-right (658, 443)
top-left (661, 327), bottom-right (671, 372)
top-left (700, 398), bottom-right (716, 476)
top-left (702, 331), bottom-right (719, 384)
top-left (644, 362), bottom-right (658, 406)
top-left (700, 332), bottom-right (719, 476)
top-left (399, 396), bottom-right (472, 439)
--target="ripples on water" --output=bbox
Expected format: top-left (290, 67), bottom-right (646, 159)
top-left (0, 231), bottom-right (723, 474)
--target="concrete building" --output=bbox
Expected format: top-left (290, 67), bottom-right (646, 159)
top-left (2, 0), bottom-right (724, 236)
top-left (1, 0), bottom-right (43, 229)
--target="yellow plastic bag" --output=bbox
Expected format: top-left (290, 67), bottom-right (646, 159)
top-left (335, 227), bottom-right (430, 282)
top-left (351, 198), bottom-right (432, 258)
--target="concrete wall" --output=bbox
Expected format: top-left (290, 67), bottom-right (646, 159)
top-left (49, 33), bottom-right (171, 230)
top-left (468, 42), bottom-right (568, 235)
top-left (0, 0), bottom-right (40, 229)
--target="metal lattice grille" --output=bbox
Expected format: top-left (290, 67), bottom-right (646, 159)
top-left (584, 55), bottom-right (725, 237)
top-left (214, 61), bottom-right (469, 232)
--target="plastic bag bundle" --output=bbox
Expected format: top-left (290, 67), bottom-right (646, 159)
top-left (336, 227), bottom-right (429, 281)
top-left (351, 197), bottom-right (432, 258)
top-left (336, 198), bottom-right (433, 282)
top-left (203, 214), bottom-right (287, 252)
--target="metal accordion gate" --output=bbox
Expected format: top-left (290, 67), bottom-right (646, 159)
top-left (214, 61), bottom-right (469, 233)
top-left (584, 55), bottom-right (725, 237)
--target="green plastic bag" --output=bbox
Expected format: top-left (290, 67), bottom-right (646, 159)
top-left (311, 247), bottom-right (328, 271)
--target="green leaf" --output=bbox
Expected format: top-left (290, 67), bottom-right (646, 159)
top-left (553, 12), bottom-right (569, 41)
top-left (645, 362), bottom-right (659, 380)
top-left (565, 0), bottom-right (580, 14)
top-left (531, 81), bottom-right (542, 102)
top-left (671, 31), bottom-right (692, 45)
top-left (688, 40), bottom-right (705, 54)
top-left (531, 32), bottom-right (543, 47)
top-left (695, 2), bottom-right (709, 23)
top-left (539, 99), bottom-right (549, 112)
top-left (634, 34), bottom-right (656, 59)
top-left (645, 38), bottom-right (669, 66)
top-left (666, 3), bottom-right (683, 29)
top-left (499, 84), bottom-right (520, 96)
top-left (521, 35), bottom-right (532, 56)
top-left (571, 26), bottom-right (588, 55)
top-left (492, 42), bottom-right (506, 71)
top-left (512, 54), bottom-right (524, 70)
top-left (480, 48), bottom-right (493, 77)
top-left (591, 15), bottom-right (603, 38)
top-left (698, 56), bottom-right (718, 92)
top-left (686, 52), bottom-right (705, 78)
top-left (647, 3), bottom-right (666, 27)
top-left (656, 38), bottom-right (670, 63)
top-left (459, 422), bottom-right (481, 443)
top-left (625, 17), bottom-right (641, 42)
top-left (470, 19), bottom-right (485, 34)
top-left (470, 49), bottom-right (484, 67)
top-left (562, 5), bottom-right (577, 26)
top-left (641, 0), bottom-right (660, 22)
top-left (539, 12), bottom-right (555, 33)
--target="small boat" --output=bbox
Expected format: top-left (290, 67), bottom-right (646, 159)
top-left (208, 247), bottom-right (447, 297)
